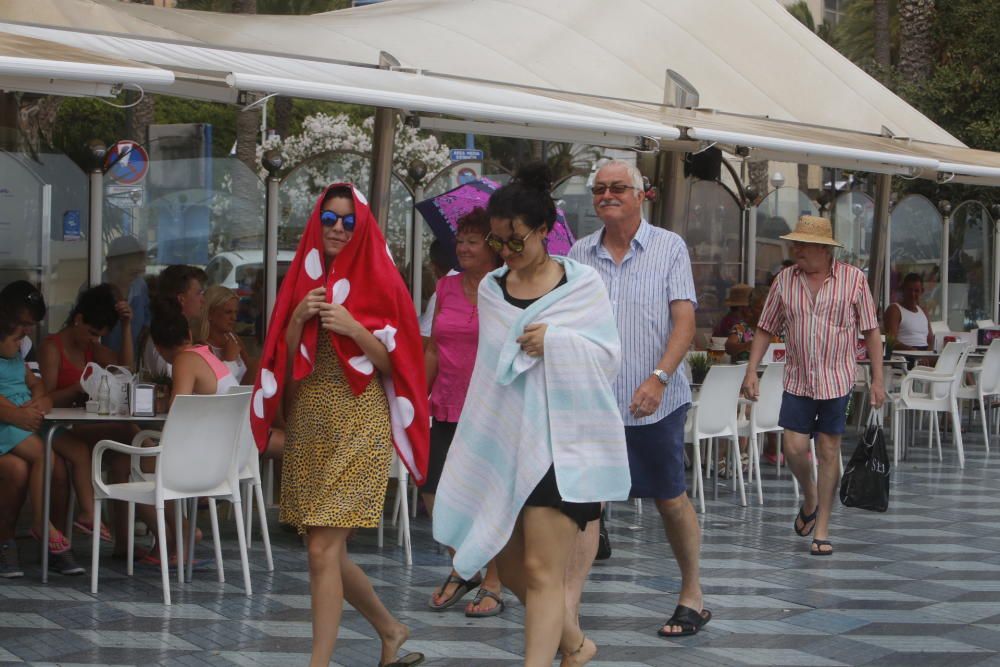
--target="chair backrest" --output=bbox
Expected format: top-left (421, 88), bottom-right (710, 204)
top-left (977, 319), bottom-right (996, 329)
top-left (158, 392), bottom-right (251, 495)
top-left (228, 385), bottom-right (257, 474)
top-left (930, 320), bottom-right (949, 335)
top-left (693, 364), bottom-right (745, 437)
top-left (752, 362), bottom-right (785, 431)
top-left (978, 339), bottom-right (1000, 394)
top-left (930, 341), bottom-right (968, 400)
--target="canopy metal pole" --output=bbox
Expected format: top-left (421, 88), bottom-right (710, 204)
top-left (369, 52), bottom-right (401, 234)
top-left (410, 181), bottom-right (424, 313)
top-left (869, 173), bottom-right (891, 313)
top-left (940, 205), bottom-right (950, 327)
top-left (88, 170), bottom-right (104, 287)
top-left (653, 150), bottom-right (687, 232)
top-left (262, 150), bottom-right (283, 336)
top-left (993, 218), bottom-right (999, 323)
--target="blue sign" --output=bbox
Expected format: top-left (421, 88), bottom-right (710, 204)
top-left (105, 141), bottom-right (149, 185)
top-left (450, 148), bottom-right (484, 162)
top-left (62, 210), bottom-right (81, 241)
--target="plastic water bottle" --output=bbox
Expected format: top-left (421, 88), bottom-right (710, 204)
top-left (97, 375), bottom-right (111, 416)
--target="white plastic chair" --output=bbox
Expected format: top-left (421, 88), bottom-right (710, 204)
top-left (957, 339), bottom-right (1000, 451)
top-left (738, 362), bottom-right (785, 504)
top-left (976, 319), bottom-right (996, 329)
top-left (223, 386), bottom-right (274, 572)
top-left (90, 393), bottom-right (253, 605)
top-left (377, 452), bottom-right (412, 565)
top-left (685, 364), bottom-right (746, 511)
top-left (891, 342), bottom-right (970, 468)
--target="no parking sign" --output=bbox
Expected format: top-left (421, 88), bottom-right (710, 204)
top-left (105, 140), bottom-right (149, 185)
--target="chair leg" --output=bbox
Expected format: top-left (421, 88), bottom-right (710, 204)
top-left (186, 498), bottom-right (197, 584)
top-left (810, 440), bottom-right (818, 482)
top-left (126, 502), bottom-right (135, 577)
top-left (398, 475), bottom-right (412, 565)
top-left (932, 413), bottom-right (943, 461)
top-left (244, 482), bottom-right (254, 549)
top-left (691, 438), bottom-right (704, 513)
top-left (231, 497), bottom-right (253, 596)
top-left (634, 497), bottom-right (643, 514)
top-left (90, 498), bottom-right (102, 595)
top-left (951, 399), bottom-right (965, 468)
top-left (252, 482), bottom-right (274, 572)
top-left (752, 434), bottom-right (764, 505)
top-left (732, 436), bottom-right (747, 507)
top-left (410, 478), bottom-right (418, 519)
top-left (174, 501), bottom-right (184, 585)
top-left (156, 506), bottom-right (171, 605)
top-left (978, 393), bottom-right (990, 453)
top-left (208, 499), bottom-right (224, 583)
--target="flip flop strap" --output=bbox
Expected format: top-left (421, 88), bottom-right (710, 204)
top-left (472, 587), bottom-right (501, 605)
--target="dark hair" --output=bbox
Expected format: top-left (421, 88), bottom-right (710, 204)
top-left (322, 185), bottom-right (354, 205)
top-left (68, 284), bottom-right (119, 331)
top-left (456, 207), bottom-right (491, 237)
top-left (428, 239), bottom-right (457, 274)
top-left (149, 300), bottom-right (190, 349)
top-left (902, 272), bottom-right (923, 286)
top-left (486, 162), bottom-right (557, 232)
top-left (0, 280), bottom-right (46, 322)
top-left (0, 303), bottom-right (19, 340)
top-left (152, 265), bottom-right (207, 306)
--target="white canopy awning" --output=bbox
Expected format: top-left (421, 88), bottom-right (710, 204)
top-left (3, 0), bottom-right (1000, 184)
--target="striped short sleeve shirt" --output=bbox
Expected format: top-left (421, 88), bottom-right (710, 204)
top-left (569, 221), bottom-right (697, 426)
top-left (756, 261), bottom-right (879, 400)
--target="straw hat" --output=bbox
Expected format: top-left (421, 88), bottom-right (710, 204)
top-left (724, 283), bottom-right (753, 307)
top-left (779, 215), bottom-right (842, 247)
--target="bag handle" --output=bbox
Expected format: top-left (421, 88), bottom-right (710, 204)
top-left (867, 406), bottom-right (884, 427)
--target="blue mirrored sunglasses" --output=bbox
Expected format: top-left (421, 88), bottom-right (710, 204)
top-left (320, 211), bottom-right (356, 231)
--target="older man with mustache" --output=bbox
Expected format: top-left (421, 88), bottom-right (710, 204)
top-left (567, 159), bottom-right (709, 639)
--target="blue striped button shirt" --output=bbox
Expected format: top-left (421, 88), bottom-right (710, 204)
top-left (569, 221), bottom-right (697, 426)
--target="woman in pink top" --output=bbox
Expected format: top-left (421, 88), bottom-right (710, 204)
top-left (423, 208), bottom-right (503, 617)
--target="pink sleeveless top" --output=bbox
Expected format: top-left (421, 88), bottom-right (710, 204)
top-left (187, 345), bottom-right (239, 395)
top-left (429, 274), bottom-right (479, 422)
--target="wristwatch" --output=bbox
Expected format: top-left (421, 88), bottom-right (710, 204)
top-left (652, 369), bottom-right (671, 385)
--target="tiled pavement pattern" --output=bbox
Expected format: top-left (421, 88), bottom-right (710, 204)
top-left (1, 427), bottom-right (999, 666)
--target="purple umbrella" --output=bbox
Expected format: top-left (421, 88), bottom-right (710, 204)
top-left (415, 178), bottom-right (576, 256)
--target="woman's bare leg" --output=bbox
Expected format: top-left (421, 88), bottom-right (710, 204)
top-left (306, 526), bottom-right (351, 667)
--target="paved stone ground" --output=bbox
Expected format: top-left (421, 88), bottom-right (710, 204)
top-left (1, 425), bottom-right (999, 666)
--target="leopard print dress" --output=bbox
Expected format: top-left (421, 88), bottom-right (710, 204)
top-left (281, 338), bottom-right (393, 533)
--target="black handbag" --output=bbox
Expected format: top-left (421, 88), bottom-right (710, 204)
top-left (839, 410), bottom-right (890, 512)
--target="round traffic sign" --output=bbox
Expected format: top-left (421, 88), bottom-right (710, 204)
top-left (105, 140), bottom-right (149, 185)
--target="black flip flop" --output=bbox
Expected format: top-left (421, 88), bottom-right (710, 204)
top-left (811, 538), bottom-right (834, 556)
top-left (464, 587), bottom-right (505, 618)
top-left (794, 505), bottom-right (818, 537)
top-left (657, 604), bottom-right (712, 638)
top-left (379, 653), bottom-right (425, 667)
top-left (427, 573), bottom-right (480, 610)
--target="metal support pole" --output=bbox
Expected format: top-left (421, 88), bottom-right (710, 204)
top-left (746, 207), bottom-right (757, 285)
top-left (88, 170), bottom-right (104, 287)
top-left (369, 52), bottom-right (401, 234)
top-left (940, 207), bottom-right (951, 327)
top-left (410, 182), bottom-right (424, 313)
top-left (261, 150), bottom-right (283, 337)
top-left (993, 220), bottom-right (1000, 323)
top-left (652, 150), bottom-right (687, 232)
top-left (869, 174), bottom-right (891, 313)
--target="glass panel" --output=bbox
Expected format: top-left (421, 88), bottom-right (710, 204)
top-left (948, 201), bottom-right (995, 331)
top-left (0, 150), bottom-right (89, 342)
top-left (103, 156), bottom-right (265, 353)
top-left (685, 180), bottom-right (742, 332)
top-left (832, 191), bottom-right (874, 270)
top-left (889, 194), bottom-right (942, 320)
top-left (753, 188), bottom-right (818, 286)
top-left (553, 173), bottom-right (605, 240)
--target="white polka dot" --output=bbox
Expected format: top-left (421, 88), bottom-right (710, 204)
top-left (353, 187), bottom-right (368, 206)
top-left (252, 389), bottom-right (265, 419)
top-left (395, 396), bottom-right (415, 428)
top-left (373, 325), bottom-right (398, 352)
top-left (304, 248), bottom-right (323, 280)
top-left (260, 368), bottom-right (277, 398)
top-left (300, 344), bottom-right (311, 363)
top-left (348, 354), bottom-right (374, 375)
top-left (331, 278), bottom-right (350, 305)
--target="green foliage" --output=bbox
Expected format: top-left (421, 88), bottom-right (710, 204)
top-left (51, 98), bottom-right (126, 168)
top-left (833, 0), bottom-right (899, 70)
top-left (688, 352), bottom-right (712, 384)
top-left (787, 1), bottom-right (816, 32)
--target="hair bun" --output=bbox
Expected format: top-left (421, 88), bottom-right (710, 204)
top-left (514, 162), bottom-right (553, 193)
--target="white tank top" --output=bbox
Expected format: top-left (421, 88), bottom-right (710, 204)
top-left (892, 303), bottom-right (929, 347)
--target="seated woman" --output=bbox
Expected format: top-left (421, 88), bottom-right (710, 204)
top-left (140, 265), bottom-right (207, 378)
top-left (0, 304), bottom-right (95, 574)
top-left (885, 272), bottom-right (933, 351)
top-left (191, 285), bottom-right (284, 465)
top-left (38, 284), bottom-right (134, 547)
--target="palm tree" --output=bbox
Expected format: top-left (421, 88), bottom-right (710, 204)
top-left (874, 0), bottom-right (892, 74)
top-left (898, 0), bottom-right (936, 85)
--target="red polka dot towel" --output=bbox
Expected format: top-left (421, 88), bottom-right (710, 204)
top-left (250, 183), bottom-right (429, 483)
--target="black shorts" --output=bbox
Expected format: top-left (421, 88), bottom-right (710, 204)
top-left (524, 466), bottom-right (600, 531)
top-left (423, 420), bottom-right (457, 494)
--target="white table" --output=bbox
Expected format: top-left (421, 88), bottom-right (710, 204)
top-left (42, 408), bottom-right (165, 583)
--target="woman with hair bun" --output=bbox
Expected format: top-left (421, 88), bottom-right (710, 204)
top-left (433, 163), bottom-right (631, 666)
